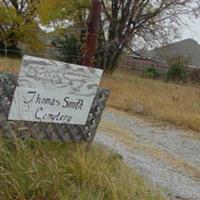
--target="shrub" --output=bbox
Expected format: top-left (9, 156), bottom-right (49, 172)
top-left (166, 56), bottom-right (188, 81)
top-left (144, 67), bottom-right (159, 79)
top-left (167, 63), bottom-right (187, 81)
top-left (55, 34), bottom-right (81, 64)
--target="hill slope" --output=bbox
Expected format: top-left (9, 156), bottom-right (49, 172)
top-left (138, 39), bottom-right (200, 67)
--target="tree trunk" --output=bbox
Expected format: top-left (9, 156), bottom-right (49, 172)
top-left (103, 49), bottom-right (122, 73)
top-left (96, 35), bottom-right (123, 73)
top-left (95, 16), bottom-right (123, 73)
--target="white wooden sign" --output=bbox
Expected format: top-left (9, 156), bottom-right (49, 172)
top-left (8, 55), bottom-right (103, 125)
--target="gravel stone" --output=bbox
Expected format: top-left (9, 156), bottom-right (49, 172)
top-left (95, 110), bottom-right (200, 200)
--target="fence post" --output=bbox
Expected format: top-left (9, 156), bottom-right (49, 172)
top-left (82, 0), bottom-right (101, 67)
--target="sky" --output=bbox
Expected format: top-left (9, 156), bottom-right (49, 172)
top-left (40, 15), bottom-right (200, 47)
top-left (178, 16), bottom-right (200, 44)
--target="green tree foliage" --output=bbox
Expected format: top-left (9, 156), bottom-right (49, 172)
top-left (144, 67), bottom-right (159, 79)
top-left (60, 35), bottom-right (81, 64)
top-left (38, 0), bottom-right (89, 62)
top-left (38, 0), bottom-right (90, 28)
top-left (0, 0), bottom-right (43, 55)
top-left (54, 34), bottom-right (82, 64)
top-left (0, 0), bottom-right (89, 57)
top-left (167, 63), bottom-right (187, 81)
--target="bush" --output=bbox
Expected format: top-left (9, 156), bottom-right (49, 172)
top-left (144, 67), bottom-right (159, 79)
top-left (55, 34), bottom-right (81, 64)
top-left (167, 63), bottom-right (187, 81)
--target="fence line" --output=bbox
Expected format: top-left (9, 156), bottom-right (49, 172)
top-left (118, 55), bottom-right (200, 74)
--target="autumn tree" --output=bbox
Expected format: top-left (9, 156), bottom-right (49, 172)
top-left (0, 0), bottom-right (89, 56)
top-left (38, 0), bottom-right (89, 28)
top-left (38, 0), bottom-right (89, 45)
top-left (38, 0), bottom-right (89, 62)
top-left (0, 0), bottom-right (42, 55)
top-left (97, 0), bottom-right (200, 72)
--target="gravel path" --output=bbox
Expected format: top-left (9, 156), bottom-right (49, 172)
top-left (95, 109), bottom-right (200, 200)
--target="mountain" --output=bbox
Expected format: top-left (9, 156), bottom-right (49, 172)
top-left (137, 39), bottom-right (200, 67)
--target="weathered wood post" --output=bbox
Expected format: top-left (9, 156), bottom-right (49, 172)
top-left (83, 0), bottom-right (102, 149)
top-left (83, 0), bottom-right (101, 67)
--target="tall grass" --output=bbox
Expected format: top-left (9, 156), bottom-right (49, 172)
top-left (101, 70), bottom-right (200, 132)
top-left (1, 56), bottom-right (200, 132)
top-left (0, 139), bottom-right (163, 200)
top-left (0, 56), bottom-right (21, 74)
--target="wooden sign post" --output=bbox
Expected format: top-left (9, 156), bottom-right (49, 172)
top-left (83, 0), bottom-right (101, 67)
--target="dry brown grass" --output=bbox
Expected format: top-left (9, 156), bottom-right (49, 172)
top-left (0, 139), bottom-right (164, 200)
top-left (0, 56), bottom-right (21, 74)
top-left (101, 70), bottom-right (200, 132)
top-left (1, 57), bottom-right (200, 132)
top-left (99, 120), bottom-right (135, 146)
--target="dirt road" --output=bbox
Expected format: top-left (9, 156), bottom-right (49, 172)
top-left (95, 109), bottom-right (200, 200)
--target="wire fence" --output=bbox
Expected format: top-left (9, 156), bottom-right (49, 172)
top-left (0, 48), bottom-right (82, 65)
top-left (0, 27), bottom-right (88, 64)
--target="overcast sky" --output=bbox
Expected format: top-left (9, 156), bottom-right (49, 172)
top-left (41, 15), bottom-right (200, 47)
top-left (178, 16), bottom-right (200, 44)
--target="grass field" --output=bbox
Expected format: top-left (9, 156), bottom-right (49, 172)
top-left (101, 70), bottom-right (200, 132)
top-left (0, 140), bottom-right (163, 200)
top-left (0, 56), bottom-right (21, 74)
top-left (1, 56), bottom-right (200, 132)
top-left (0, 57), bottom-right (165, 199)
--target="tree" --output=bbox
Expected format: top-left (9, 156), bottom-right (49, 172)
top-left (38, 0), bottom-right (89, 62)
top-left (53, 34), bottom-right (82, 64)
top-left (97, 0), bottom-right (200, 72)
top-left (0, 0), bottom-right (42, 55)
top-left (0, 0), bottom-right (89, 56)
top-left (38, 0), bottom-right (89, 30)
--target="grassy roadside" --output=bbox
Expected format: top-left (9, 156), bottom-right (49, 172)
top-left (0, 57), bottom-right (164, 199)
top-left (1, 56), bottom-right (200, 132)
top-left (0, 139), bottom-right (163, 200)
top-left (101, 70), bottom-right (200, 132)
